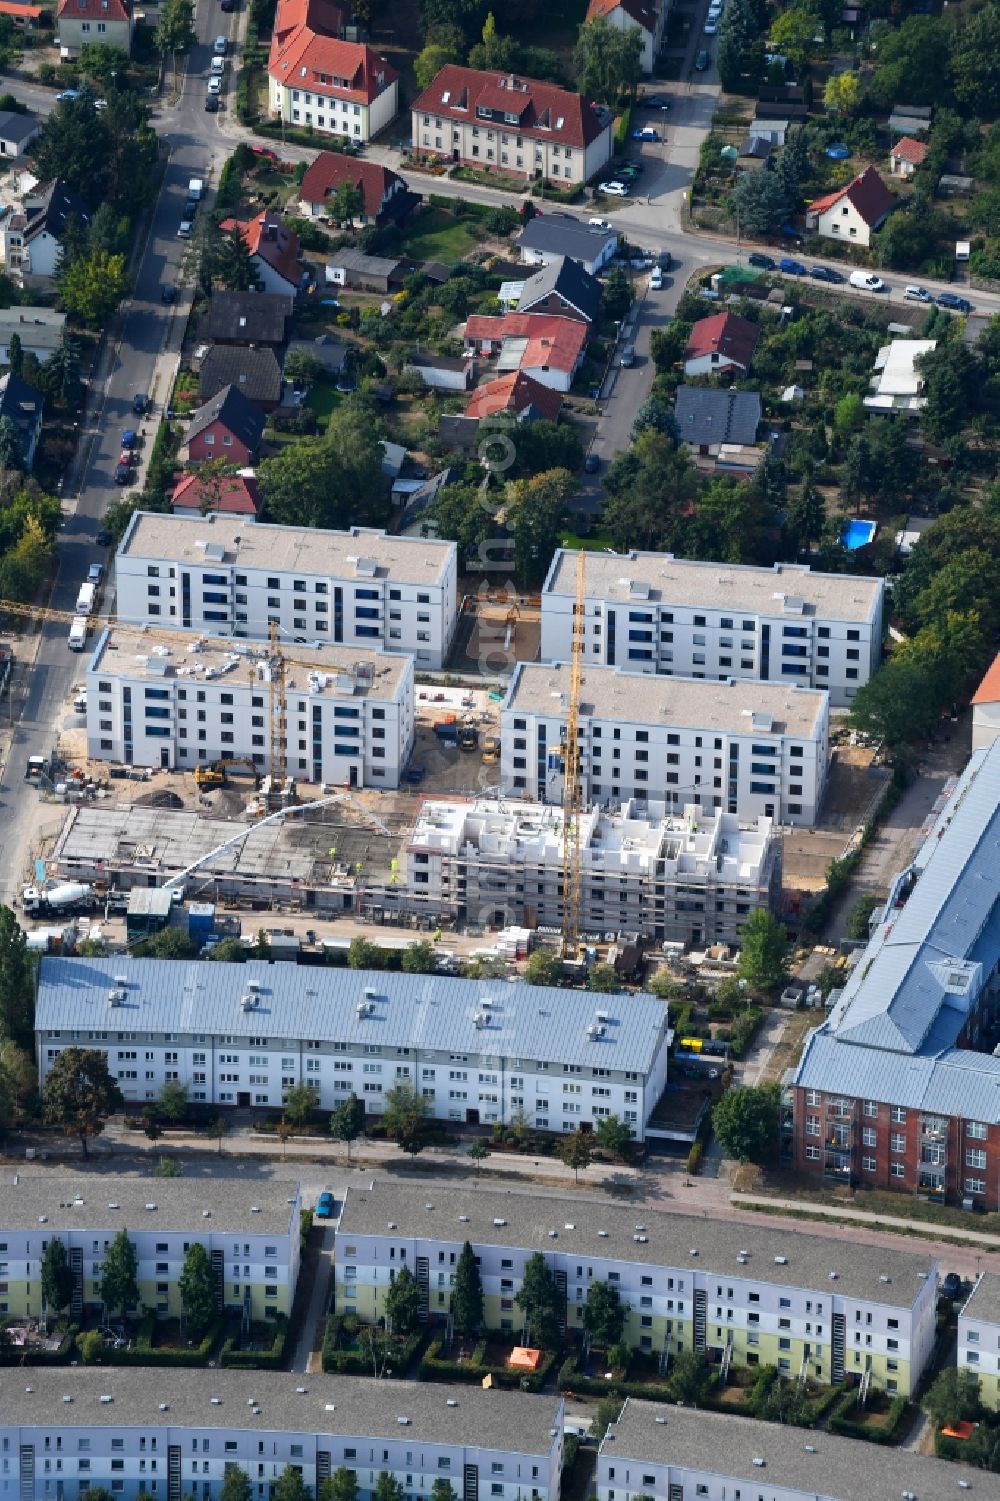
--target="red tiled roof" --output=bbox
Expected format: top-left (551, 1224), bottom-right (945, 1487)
top-left (972, 651), bottom-right (1000, 707)
top-left (57, 0), bottom-right (130, 18)
top-left (272, 0), bottom-right (343, 44)
top-left (890, 136), bottom-right (928, 166)
top-left (220, 211), bottom-right (304, 290)
top-left (269, 0), bottom-right (396, 106)
top-left (685, 312), bottom-right (760, 369)
top-left (586, 0), bottom-right (659, 30)
top-left (465, 371), bottom-right (563, 422)
top-left (172, 472), bottom-right (262, 517)
top-left (298, 151), bottom-right (404, 219)
top-left (0, 3), bottom-right (43, 17)
top-left (412, 65), bottom-right (608, 151)
top-left (808, 165), bottom-right (896, 228)
top-left (464, 312), bottom-right (588, 373)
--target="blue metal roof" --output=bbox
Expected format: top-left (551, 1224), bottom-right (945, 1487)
top-left (35, 957), bottom-right (669, 1074)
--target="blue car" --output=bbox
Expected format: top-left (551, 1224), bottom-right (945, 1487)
top-left (779, 257), bottom-right (806, 275)
top-left (121, 429), bottom-right (138, 449)
top-left (937, 292), bottom-right (972, 312)
top-left (316, 1191), bottom-right (334, 1219)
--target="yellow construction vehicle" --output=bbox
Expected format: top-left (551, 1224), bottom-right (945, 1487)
top-left (194, 759), bottom-right (263, 789)
top-left (481, 734), bottom-right (500, 764)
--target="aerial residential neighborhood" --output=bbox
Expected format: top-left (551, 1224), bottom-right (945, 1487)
top-left (0, 0), bottom-right (999, 1495)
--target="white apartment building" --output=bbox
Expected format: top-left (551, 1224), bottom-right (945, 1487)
top-left (502, 663), bottom-right (829, 828)
top-left (116, 513), bottom-right (459, 671)
top-left (958, 1273), bottom-right (1000, 1411)
top-left (334, 1182), bottom-right (938, 1395)
top-left (599, 1401), bottom-right (967, 1501)
top-left (0, 1176), bottom-right (301, 1324)
top-left (404, 797), bottom-right (781, 948)
top-left (86, 628), bottom-right (414, 789)
top-left (35, 957), bottom-right (671, 1140)
top-left (0, 1371), bottom-right (564, 1501)
top-left (540, 551), bottom-right (884, 708)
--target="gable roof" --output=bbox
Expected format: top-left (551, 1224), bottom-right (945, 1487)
top-left (268, 0), bottom-right (396, 107)
top-left (685, 312), bottom-right (760, 369)
top-left (199, 346), bottom-right (283, 406)
top-left (272, 0), bottom-right (343, 44)
top-left (23, 178), bottom-right (88, 242)
top-left (517, 213), bottom-right (617, 264)
top-left (57, 0), bottom-right (130, 19)
top-left (412, 66), bottom-right (609, 152)
top-left (463, 312), bottom-right (589, 373)
top-left (204, 290), bottom-right (294, 345)
top-left (890, 135), bottom-right (928, 166)
top-left (298, 151), bottom-right (404, 219)
top-left (517, 255), bottom-right (601, 323)
top-left (220, 211), bottom-right (305, 290)
top-left (674, 386), bottom-right (762, 447)
top-left (183, 385), bottom-right (266, 452)
top-left (808, 164), bottom-right (896, 228)
top-left (0, 369), bottom-right (41, 453)
top-left (972, 651), bottom-right (1000, 708)
top-left (172, 471), bottom-right (262, 517)
top-left (0, 109), bottom-right (37, 146)
top-left (585, 0), bottom-right (660, 31)
top-left (465, 371), bottom-right (563, 423)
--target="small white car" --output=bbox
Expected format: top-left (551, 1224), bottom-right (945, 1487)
top-left (704, 18), bottom-right (718, 33)
top-left (213, 35), bottom-right (227, 53)
top-left (207, 76), bottom-right (222, 94)
top-left (599, 181), bottom-right (630, 197)
top-left (210, 55), bottom-right (226, 75)
top-left (589, 217), bottom-right (613, 230)
top-left (904, 284), bottom-right (933, 303)
top-left (650, 266), bottom-right (664, 290)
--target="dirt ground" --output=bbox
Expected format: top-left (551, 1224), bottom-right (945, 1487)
top-left (781, 741), bottom-right (891, 894)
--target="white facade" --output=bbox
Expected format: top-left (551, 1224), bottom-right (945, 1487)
top-left (115, 513), bottom-right (459, 671)
top-left (540, 551), bottom-right (884, 708)
top-left (502, 663), bottom-right (829, 828)
top-left (958, 1273), bottom-right (1000, 1410)
top-left (270, 75), bottom-right (398, 143)
top-left (0, 1372), bottom-right (563, 1501)
top-left (35, 957), bottom-right (672, 1141)
top-left (405, 796), bottom-right (781, 947)
top-left (86, 628), bottom-right (414, 789)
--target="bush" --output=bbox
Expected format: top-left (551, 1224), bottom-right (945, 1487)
top-left (0, 1322), bottom-right (79, 1366)
top-left (76, 1312), bottom-right (225, 1367)
top-left (421, 1334), bottom-right (557, 1392)
top-left (220, 1314), bottom-right (289, 1370)
top-left (828, 1390), bottom-right (909, 1443)
top-left (686, 1139), bottom-right (703, 1175)
top-left (321, 1315), bottom-right (423, 1376)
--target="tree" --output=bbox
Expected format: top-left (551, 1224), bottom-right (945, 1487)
top-left (950, 5), bottom-right (1000, 114)
top-left (373, 1476), bottom-right (404, 1501)
top-left (259, 440), bottom-right (349, 530)
top-left (0, 416), bottom-right (23, 471)
top-left (328, 182), bottom-right (364, 227)
top-left (283, 349), bottom-right (325, 388)
top-left (524, 948), bottom-right (563, 987)
top-left (583, 1280), bottom-right (628, 1348)
top-left (42, 1047), bottom-right (123, 1156)
top-left (601, 264), bottom-right (632, 324)
top-left (6, 330), bottom-right (21, 376)
top-left (41, 1236), bottom-right (74, 1313)
top-left (414, 42), bottom-right (462, 91)
top-left (769, 5), bottom-right (823, 69)
top-left (221, 1466), bottom-right (254, 1501)
top-left (468, 12), bottom-right (517, 71)
top-left (587, 963), bottom-right (619, 993)
top-left (0, 904), bottom-right (35, 1048)
top-left (381, 1082), bottom-right (429, 1156)
top-left (711, 1083), bottom-right (780, 1165)
top-left (156, 1079), bottom-right (189, 1123)
top-left (730, 171), bottom-right (789, 237)
top-left (738, 909), bottom-right (788, 991)
top-left (648, 970), bottom-right (679, 1001)
top-left (668, 1349), bottom-right (715, 1406)
top-left (211, 1114), bottom-right (228, 1155)
top-left (515, 1252), bottom-right (562, 1349)
top-left (402, 940), bottom-right (438, 973)
top-left (915, 341), bottom-right (982, 444)
top-left (558, 1128), bottom-right (595, 1184)
top-left (283, 1082), bottom-right (317, 1127)
top-left (155, 0), bottom-right (197, 84)
top-left (467, 1139), bottom-right (492, 1177)
top-left (595, 1114), bottom-right (634, 1162)
top-left (631, 395), bottom-right (676, 442)
top-left (452, 1240), bottom-right (484, 1334)
top-left (503, 467), bottom-right (574, 586)
top-left (100, 1227), bottom-right (139, 1317)
top-left (591, 1395), bottom-right (623, 1441)
top-left (179, 1242), bottom-right (218, 1337)
top-left (32, 90), bottom-right (115, 210)
top-left (321, 1470), bottom-right (359, 1501)
top-left (58, 249), bottom-right (129, 328)
top-left (603, 430), bottom-right (697, 553)
top-left (385, 1265), bottom-right (421, 1334)
top-left (133, 927), bottom-right (198, 960)
top-left (575, 16), bottom-right (642, 105)
top-left (347, 935), bottom-right (382, 970)
top-left (0, 1039), bottom-right (37, 1124)
top-left (185, 218), bottom-right (260, 299)
top-left (430, 1482), bottom-right (457, 1501)
top-left (925, 1367), bottom-right (982, 1430)
top-left (785, 480), bottom-right (826, 552)
top-left (330, 1094), bottom-right (366, 1159)
top-left (207, 936), bottom-right (246, 963)
top-left (78, 1328), bottom-right (106, 1363)
top-left (272, 1467), bottom-right (314, 1501)
top-left (823, 71), bottom-right (859, 114)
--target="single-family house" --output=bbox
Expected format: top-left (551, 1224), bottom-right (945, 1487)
top-left (412, 66), bottom-right (612, 188)
top-left (585, 0), bottom-right (664, 73)
top-left (516, 213), bottom-right (618, 276)
top-left (56, 0), bottom-right (133, 57)
top-left (674, 386), bottom-right (762, 456)
top-left (684, 312), bottom-right (760, 378)
top-left (465, 371), bottom-right (562, 423)
top-left (0, 306), bottom-right (65, 363)
top-left (0, 109), bottom-right (39, 158)
top-left (268, 0), bottom-right (398, 142)
top-left (516, 255), bottom-right (601, 324)
top-left (806, 165), bottom-right (896, 248)
top-left (0, 178), bottom-right (89, 281)
top-left (203, 290), bottom-right (294, 348)
top-left (297, 151), bottom-right (410, 225)
top-left (403, 352), bottom-right (475, 392)
top-left (198, 346), bottom-right (284, 411)
top-left (0, 3), bottom-right (43, 29)
top-left (219, 211), bottom-right (309, 296)
top-left (325, 248), bottom-right (405, 292)
top-left (463, 312), bottom-right (589, 393)
top-left (0, 369), bottom-right (43, 468)
top-left (889, 136), bottom-right (928, 179)
top-left (179, 385), bottom-right (267, 466)
top-left (863, 338), bottom-right (936, 415)
top-left (285, 334), bottom-right (348, 376)
top-left (172, 471), bottom-right (263, 518)
top-left (972, 652), bottom-right (1000, 753)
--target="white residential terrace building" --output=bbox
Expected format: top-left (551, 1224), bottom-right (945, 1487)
top-left (333, 1182), bottom-right (938, 1396)
top-left (598, 1401), bottom-right (973, 1501)
top-left (540, 551), bottom-right (884, 708)
top-left (501, 663), bottom-right (829, 827)
top-left (958, 1273), bottom-right (1000, 1411)
top-left (404, 796), bottom-right (781, 947)
top-left (86, 628), bottom-right (414, 789)
top-left (35, 957), bottom-right (671, 1139)
top-left (0, 1176), bottom-right (301, 1324)
top-left (116, 513), bottom-right (459, 670)
top-left (0, 1371), bottom-right (564, 1501)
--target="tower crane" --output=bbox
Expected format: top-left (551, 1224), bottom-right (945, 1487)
top-left (560, 549), bottom-right (586, 959)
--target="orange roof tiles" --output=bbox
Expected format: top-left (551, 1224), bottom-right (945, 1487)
top-left (972, 651), bottom-right (1000, 706)
top-left (412, 65), bottom-right (608, 151)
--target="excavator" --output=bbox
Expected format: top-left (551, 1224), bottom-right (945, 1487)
top-left (193, 759), bottom-right (263, 789)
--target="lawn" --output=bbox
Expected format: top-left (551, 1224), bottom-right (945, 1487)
top-left (305, 380), bottom-right (344, 427)
top-left (560, 531), bottom-right (615, 550)
top-left (399, 208), bottom-right (489, 263)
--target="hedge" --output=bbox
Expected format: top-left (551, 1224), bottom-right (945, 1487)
top-left (557, 1350), bottom-right (674, 1405)
top-left (79, 1311), bottom-right (225, 1367)
top-left (321, 1314), bottom-right (423, 1376)
top-left (0, 1322), bottom-right (79, 1365)
top-left (827, 1390), bottom-right (909, 1444)
top-left (220, 1315), bottom-right (289, 1370)
top-left (421, 1333), bottom-right (557, 1393)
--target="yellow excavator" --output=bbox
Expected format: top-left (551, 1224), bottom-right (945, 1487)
top-left (194, 759), bottom-right (262, 789)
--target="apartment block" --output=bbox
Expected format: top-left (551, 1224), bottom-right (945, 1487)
top-left (0, 1371), bottom-right (564, 1501)
top-left (540, 551), bottom-right (884, 708)
top-left (35, 957), bottom-right (671, 1140)
top-left (0, 1176), bottom-right (301, 1324)
top-left (333, 1183), bottom-right (938, 1396)
top-left (501, 662), bottom-right (829, 827)
top-left (116, 513), bottom-right (459, 670)
top-left (958, 1274), bottom-right (1000, 1411)
top-left (791, 738), bottom-right (1000, 1207)
top-left (404, 796), bottom-right (781, 947)
top-left (86, 628), bottom-right (414, 789)
top-left (598, 1401), bottom-right (969, 1501)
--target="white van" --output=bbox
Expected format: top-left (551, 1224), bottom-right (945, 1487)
top-left (75, 580), bottom-right (96, 614)
top-left (849, 271), bottom-right (885, 292)
top-left (68, 617), bottom-right (88, 651)
top-left (210, 55), bottom-right (225, 76)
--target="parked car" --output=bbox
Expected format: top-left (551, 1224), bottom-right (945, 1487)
top-left (178, 216), bottom-right (194, 237)
top-left (121, 430), bottom-right (138, 449)
top-left (161, 285), bottom-right (177, 304)
top-left (87, 563), bottom-right (104, 584)
top-left (809, 265), bottom-right (845, 283)
top-left (589, 217), bottom-right (613, 230)
top-left (904, 284), bottom-right (933, 303)
top-left (599, 181), bottom-right (630, 196)
top-left (205, 95), bottom-right (220, 112)
top-left (584, 452), bottom-right (601, 473)
top-left (656, 249), bottom-right (673, 269)
top-left (220, 0), bottom-right (236, 10)
top-left (748, 252), bottom-right (775, 269)
top-left (650, 267), bottom-right (663, 290)
top-left (96, 528), bottom-right (113, 547)
top-left (118, 450), bottom-right (135, 470)
top-left (55, 90), bottom-right (80, 102)
top-left (937, 292), bottom-right (972, 311)
top-left (645, 93), bottom-right (671, 109)
top-left (207, 76), bottom-right (222, 94)
top-left (694, 49), bottom-right (710, 70)
top-left (252, 145), bottom-right (280, 161)
top-left (213, 34), bottom-right (227, 52)
top-left (849, 271), bottom-right (886, 291)
top-left (632, 127), bottom-right (660, 141)
top-left (114, 463), bottom-right (131, 485)
top-left (132, 393), bottom-right (148, 415)
top-left (941, 1272), bottom-right (963, 1300)
top-left (620, 344), bottom-right (636, 367)
top-left (316, 1191), bottom-right (334, 1219)
top-left (704, 19), bottom-right (717, 33)
top-left (779, 257), bottom-right (806, 275)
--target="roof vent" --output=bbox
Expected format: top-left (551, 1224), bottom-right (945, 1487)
top-left (108, 1202), bottom-right (120, 1210)
top-left (38, 1215), bottom-right (47, 1224)
top-left (654, 1417), bottom-right (666, 1425)
top-left (251, 1206), bottom-right (261, 1214)
top-left (752, 1458), bottom-right (765, 1468)
top-left (159, 1403), bottom-right (169, 1411)
top-left (739, 1250), bottom-right (750, 1257)
top-left (633, 1234), bottom-right (648, 1244)
top-left (296, 1387), bottom-right (306, 1395)
top-left (24, 1387), bottom-right (33, 1393)
top-left (145, 1203), bottom-right (157, 1211)
top-left (690, 1248), bottom-right (699, 1256)
top-left (564, 1223), bottom-right (576, 1230)
top-left (737, 1255), bottom-right (747, 1265)
top-left (774, 1256), bottom-right (787, 1265)
top-left (425, 1204), bottom-right (434, 1212)
top-left (100, 1395), bottom-right (113, 1405)
top-left (211, 1397), bottom-right (222, 1405)
top-left (62, 1395), bottom-right (72, 1404)
top-left (202, 1210), bottom-right (211, 1218)
top-left (548, 1230), bottom-right (558, 1238)
top-left (459, 1215), bottom-right (469, 1223)
top-left (388, 1221), bottom-right (397, 1230)
top-left (634, 1225), bottom-right (647, 1233)
top-left (397, 1417), bottom-right (410, 1426)
top-left (829, 1271), bottom-right (838, 1280)
top-left (804, 1445), bottom-right (816, 1453)
top-left (325, 1404), bottom-right (336, 1412)
top-left (880, 1274), bottom-right (891, 1283)
top-left (598, 1230), bottom-right (609, 1237)
top-left (447, 1399), bottom-right (458, 1407)
top-left (114, 974), bottom-right (128, 985)
top-left (494, 1218), bottom-right (507, 1226)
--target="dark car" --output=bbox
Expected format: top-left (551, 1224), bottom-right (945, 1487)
top-left (779, 257), bottom-right (806, 275)
top-left (937, 292), bottom-right (972, 312)
top-left (114, 463), bottom-right (131, 485)
top-left (220, 0), bottom-right (236, 10)
top-left (584, 452), bottom-right (601, 473)
top-left (205, 94), bottom-right (220, 112)
top-left (316, 1191), bottom-right (334, 1219)
top-left (809, 265), bottom-right (845, 283)
top-left (161, 284), bottom-right (177, 304)
top-left (132, 393), bottom-right (148, 415)
top-left (941, 1272), bottom-right (963, 1300)
top-left (694, 48), bottom-right (710, 70)
top-left (748, 252), bottom-right (775, 269)
top-left (96, 528), bottom-right (113, 547)
top-left (645, 93), bottom-right (671, 109)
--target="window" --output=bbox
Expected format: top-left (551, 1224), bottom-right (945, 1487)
top-left (890, 1106), bottom-right (907, 1124)
top-left (891, 1133), bottom-right (906, 1154)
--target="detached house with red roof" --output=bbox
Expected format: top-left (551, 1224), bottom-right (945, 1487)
top-left (57, 0), bottom-right (133, 58)
top-left (268, 0), bottom-right (398, 143)
top-left (297, 151), bottom-right (409, 226)
top-left (586, 0), bottom-right (665, 73)
top-left (412, 66), bottom-right (612, 187)
top-left (465, 371), bottom-right (563, 424)
top-left (219, 210), bottom-right (308, 297)
top-left (805, 165), bottom-right (896, 249)
top-left (684, 312), bottom-right (760, 378)
top-left (463, 312), bottom-right (589, 393)
top-left (889, 137), bottom-right (928, 180)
